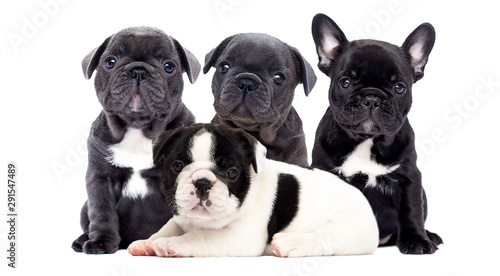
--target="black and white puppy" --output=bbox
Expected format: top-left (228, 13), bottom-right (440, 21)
top-left (203, 33), bottom-right (317, 166)
top-left (71, 27), bottom-right (201, 254)
top-left (310, 14), bottom-right (442, 254)
top-left (127, 123), bottom-right (378, 257)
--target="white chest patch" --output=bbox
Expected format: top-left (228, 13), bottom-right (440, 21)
top-left (336, 139), bottom-right (400, 187)
top-left (107, 128), bottom-right (154, 198)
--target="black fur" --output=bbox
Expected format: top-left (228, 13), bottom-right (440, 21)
top-left (311, 14), bottom-right (442, 254)
top-left (267, 174), bottom-right (300, 243)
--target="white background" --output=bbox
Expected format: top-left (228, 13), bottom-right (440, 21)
top-left (1, 0), bottom-right (499, 275)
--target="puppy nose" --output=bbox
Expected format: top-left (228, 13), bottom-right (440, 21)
top-left (194, 178), bottom-right (213, 200)
top-left (235, 73), bottom-right (262, 93)
top-left (130, 67), bottom-right (150, 83)
top-left (237, 78), bottom-right (259, 92)
top-left (362, 95), bottom-right (381, 109)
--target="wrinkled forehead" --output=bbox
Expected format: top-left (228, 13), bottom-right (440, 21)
top-left (224, 34), bottom-right (291, 66)
top-left (107, 28), bottom-right (177, 59)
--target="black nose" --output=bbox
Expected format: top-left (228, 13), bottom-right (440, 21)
top-left (235, 73), bottom-right (262, 93)
top-left (130, 67), bottom-right (150, 83)
top-left (362, 95), bottom-right (381, 109)
top-left (237, 78), bottom-right (259, 92)
top-left (194, 178), bottom-right (213, 201)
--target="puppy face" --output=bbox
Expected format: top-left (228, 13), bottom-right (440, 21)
top-left (203, 33), bottom-right (316, 131)
top-left (312, 14), bottom-right (435, 138)
top-left (328, 41), bottom-right (415, 137)
top-left (82, 27), bottom-right (200, 127)
top-left (153, 124), bottom-right (265, 229)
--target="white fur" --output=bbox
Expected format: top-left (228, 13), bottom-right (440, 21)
top-left (336, 139), bottom-right (400, 188)
top-left (173, 164), bottom-right (241, 230)
top-left (107, 128), bottom-right (153, 198)
top-left (190, 130), bottom-right (213, 163)
top-left (129, 132), bottom-right (379, 257)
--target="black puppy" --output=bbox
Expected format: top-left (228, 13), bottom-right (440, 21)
top-left (311, 14), bottom-right (442, 254)
top-left (71, 27), bottom-right (201, 254)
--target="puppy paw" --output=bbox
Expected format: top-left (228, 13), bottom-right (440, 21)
top-left (426, 230), bottom-right (443, 246)
top-left (82, 238), bottom-right (119, 254)
top-left (71, 233), bottom-right (89, 252)
top-left (397, 237), bottom-right (438, 254)
top-left (151, 238), bottom-right (184, 257)
top-left (128, 240), bottom-right (155, 256)
top-left (272, 233), bottom-right (311, 257)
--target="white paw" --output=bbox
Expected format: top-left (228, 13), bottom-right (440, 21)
top-left (128, 239), bottom-right (148, 256)
top-left (272, 233), bottom-right (310, 257)
top-left (151, 237), bottom-right (184, 257)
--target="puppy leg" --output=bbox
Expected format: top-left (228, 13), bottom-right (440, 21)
top-left (397, 177), bottom-right (440, 254)
top-left (128, 219), bottom-right (183, 256)
top-left (150, 226), bottom-right (267, 257)
top-left (273, 216), bottom-right (378, 257)
top-left (71, 201), bottom-right (90, 252)
top-left (272, 226), bottom-right (376, 257)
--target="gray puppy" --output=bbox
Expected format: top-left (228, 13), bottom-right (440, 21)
top-left (203, 33), bottom-right (317, 166)
top-left (72, 27), bottom-right (201, 254)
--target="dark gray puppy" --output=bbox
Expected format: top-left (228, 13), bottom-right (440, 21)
top-left (72, 27), bottom-right (201, 254)
top-left (203, 33), bottom-right (317, 166)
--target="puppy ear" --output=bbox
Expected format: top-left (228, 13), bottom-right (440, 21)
top-left (311, 13), bottom-right (348, 75)
top-left (232, 128), bottom-right (266, 174)
top-left (290, 47), bottom-right (317, 96)
top-left (82, 36), bottom-right (112, 79)
top-left (152, 129), bottom-right (182, 166)
top-left (252, 141), bottom-right (267, 174)
top-left (203, 35), bottom-right (237, 74)
top-left (172, 38), bottom-right (201, 84)
top-left (402, 23), bottom-right (435, 82)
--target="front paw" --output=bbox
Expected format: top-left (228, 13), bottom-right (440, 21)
top-left (72, 233), bottom-right (89, 252)
top-left (82, 237), bottom-right (119, 254)
top-left (397, 237), bottom-right (438, 254)
top-left (151, 237), bottom-right (184, 257)
top-left (128, 240), bottom-right (155, 256)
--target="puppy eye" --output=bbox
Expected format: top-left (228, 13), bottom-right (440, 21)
top-left (164, 62), bottom-right (176, 74)
top-left (227, 168), bottom-right (240, 180)
top-left (339, 77), bottom-right (351, 88)
top-left (171, 161), bottom-right (184, 174)
top-left (273, 74), bottom-right (285, 85)
top-left (394, 83), bottom-right (406, 94)
top-left (105, 57), bottom-right (117, 69)
top-left (219, 63), bottom-right (230, 74)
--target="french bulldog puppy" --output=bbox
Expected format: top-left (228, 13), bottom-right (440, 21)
top-left (71, 27), bottom-right (201, 254)
top-left (203, 33), bottom-right (317, 166)
top-left (310, 14), bottom-right (442, 254)
top-left (128, 124), bottom-right (378, 257)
